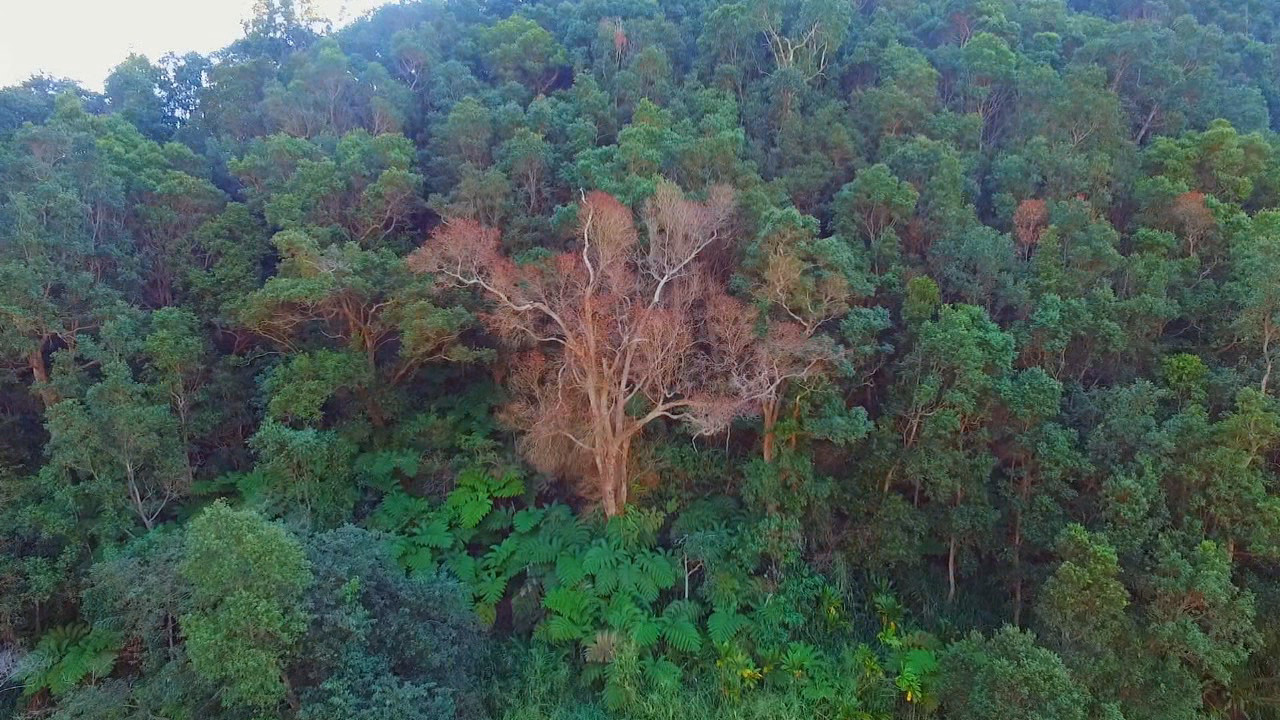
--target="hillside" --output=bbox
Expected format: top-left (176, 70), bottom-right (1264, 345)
top-left (5, 1), bottom-right (1280, 718)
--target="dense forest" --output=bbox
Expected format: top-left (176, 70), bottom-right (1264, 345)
top-left (6, 0), bottom-right (1280, 717)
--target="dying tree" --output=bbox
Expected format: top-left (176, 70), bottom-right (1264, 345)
top-left (735, 208), bottom-right (858, 460)
top-left (410, 182), bottom-right (750, 515)
top-left (1171, 191), bottom-right (1216, 258)
top-left (1013, 198), bottom-right (1049, 259)
top-left (706, 293), bottom-right (833, 462)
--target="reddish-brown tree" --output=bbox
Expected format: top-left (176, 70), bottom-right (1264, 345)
top-left (410, 182), bottom-right (754, 515)
top-left (706, 293), bottom-right (833, 462)
top-left (1012, 198), bottom-right (1049, 259)
top-left (1171, 190), bottom-right (1216, 257)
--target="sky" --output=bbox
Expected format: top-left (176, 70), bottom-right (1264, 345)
top-left (0, 0), bottom-right (395, 91)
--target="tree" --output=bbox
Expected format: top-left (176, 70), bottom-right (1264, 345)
top-left (835, 164), bottom-right (919, 245)
top-left (736, 206), bottom-right (872, 460)
top-left (479, 16), bottom-right (569, 93)
top-left (0, 99), bottom-right (132, 407)
top-left (103, 54), bottom-right (177, 141)
top-left (43, 361), bottom-right (188, 531)
top-left (705, 294), bottom-right (831, 463)
top-left (1013, 198), bottom-right (1049, 258)
top-left (230, 130), bottom-right (424, 247)
top-left (886, 304), bottom-right (1015, 602)
top-left (951, 32), bottom-right (1018, 146)
top-left (1229, 210), bottom-right (1280, 394)
top-left (1037, 525), bottom-right (1130, 656)
top-left (499, 128), bottom-right (553, 214)
top-left (294, 526), bottom-right (483, 719)
top-left (411, 183), bottom-right (750, 515)
top-left (938, 627), bottom-right (1088, 720)
top-left (180, 502), bottom-right (312, 713)
top-left (236, 229), bottom-right (481, 400)
top-left (753, 0), bottom-right (852, 115)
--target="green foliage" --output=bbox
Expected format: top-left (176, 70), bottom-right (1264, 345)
top-left (296, 526), bottom-right (483, 720)
top-left (16, 624), bottom-right (120, 698)
top-left (9, 1), bottom-right (1280, 719)
top-left (180, 501), bottom-right (312, 712)
top-left (939, 627), bottom-right (1087, 720)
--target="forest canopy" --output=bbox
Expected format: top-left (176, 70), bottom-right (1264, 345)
top-left (5, 0), bottom-right (1280, 718)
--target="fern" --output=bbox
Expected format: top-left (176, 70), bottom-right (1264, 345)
top-left (631, 616), bottom-right (663, 649)
top-left (629, 550), bottom-right (677, 602)
top-left (554, 552), bottom-right (588, 586)
top-left (660, 602), bottom-right (702, 653)
top-left (448, 492), bottom-right (493, 529)
top-left (444, 551), bottom-right (477, 585)
top-left (640, 657), bottom-right (682, 690)
top-left (369, 489), bottom-right (431, 533)
top-left (583, 541), bottom-right (623, 592)
top-left (401, 542), bottom-right (437, 575)
top-left (489, 468), bottom-right (525, 498)
top-left (446, 465), bottom-right (526, 529)
top-left (543, 587), bottom-right (598, 625)
top-left (707, 607), bottom-right (748, 645)
top-left (354, 450), bottom-right (420, 492)
top-left (413, 516), bottom-right (454, 549)
top-left (17, 624), bottom-right (119, 697)
top-left (544, 614), bottom-right (591, 643)
top-left (482, 535), bottom-right (521, 571)
top-left (521, 505), bottom-right (588, 564)
top-left (513, 507), bottom-right (546, 533)
top-left (478, 505), bottom-right (515, 534)
top-left (474, 571), bottom-right (510, 608)
top-left (604, 597), bottom-right (646, 630)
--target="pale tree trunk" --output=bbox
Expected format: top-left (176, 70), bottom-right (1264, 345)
top-left (599, 442), bottom-right (630, 517)
top-left (1262, 320), bottom-right (1275, 394)
top-left (948, 485), bottom-right (965, 603)
top-left (761, 396), bottom-right (780, 463)
top-left (126, 461), bottom-right (156, 531)
top-left (1136, 104), bottom-right (1160, 145)
top-left (1012, 513), bottom-right (1023, 626)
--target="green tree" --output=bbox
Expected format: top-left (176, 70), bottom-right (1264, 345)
top-left (938, 627), bottom-right (1088, 720)
top-left (180, 502), bottom-right (312, 713)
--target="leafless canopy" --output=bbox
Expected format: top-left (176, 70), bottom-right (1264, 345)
top-left (410, 181), bottom-right (765, 515)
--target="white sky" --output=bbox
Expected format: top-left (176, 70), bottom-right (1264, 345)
top-left (0, 0), bottom-right (396, 91)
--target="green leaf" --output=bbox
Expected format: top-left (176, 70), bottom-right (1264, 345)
top-left (513, 507), bottom-right (546, 533)
top-left (707, 608), bottom-right (748, 644)
top-left (450, 490), bottom-right (493, 529)
top-left (415, 516), bottom-right (455, 549)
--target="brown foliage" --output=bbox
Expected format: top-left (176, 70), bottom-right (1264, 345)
top-left (706, 293), bottom-right (835, 460)
top-left (1171, 191), bottom-right (1215, 257)
top-left (1013, 198), bottom-right (1049, 256)
top-left (410, 181), bottom-right (759, 515)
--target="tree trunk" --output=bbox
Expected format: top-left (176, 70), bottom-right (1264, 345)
top-left (599, 444), bottom-right (629, 517)
top-left (1012, 514), bottom-right (1023, 626)
top-left (947, 534), bottom-right (957, 603)
top-left (29, 345), bottom-right (59, 408)
top-left (1262, 323), bottom-right (1274, 394)
top-left (1136, 105), bottom-right (1160, 145)
top-left (1012, 470), bottom-right (1029, 626)
top-left (761, 397), bottom-right (779, 462)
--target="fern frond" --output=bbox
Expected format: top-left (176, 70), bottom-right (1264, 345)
top-left (513, 507), bottom-right (546, 533)
top-left (707, 607), bottom-right (748, 645)
top-left (641, 657), bottom-right (682, 690)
